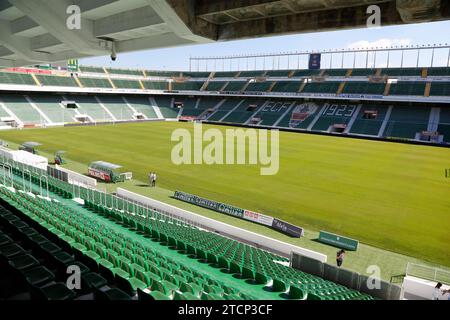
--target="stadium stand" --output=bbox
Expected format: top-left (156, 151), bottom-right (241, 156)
top-left (112, 79), bottom-right (142, 90)
top-left (97, 96), bottom-right (135, 121)
top-left (172, 81), bottom-right (204, 91)
top-left (271, 81), bottom-right (302, 93)
top-left (239, 71), bottom-right (266, 78)
top-left (429, 82), bottom-right (450, 96)
top-left (78, 77), bottom-right (112, 89)
top-left (302, 81), bottom-right (341, 94)
top-left (311, 103), bottom-right (358, 132)
top-left (0, 72), bottom-right (36, 86)
top-left (79, 66), bottom-right (105, 74)
top-left (213, 71), bottom-right (238, 78)
top-left (276, 102), bottom-right (322, 130)
top-left (70, 96), bottom-right (113, 122)
top-left (28, 95), bottom-right (77, 123)
top-left (349, 105), bottom-right (390, 136)
top-left (106, 68), bottom-right (143, 77)
top-left (36, 75), bottom-right (78, 87)
top-left (350, 69), bottom-right (377, 77)
top-left (0, 95), bottom-right (43, 125)
top-left (142, 81), bottom-right (168, 91)
top-left (265, 70), bottom-right (292, 77)
top-left (222, 81), bottom-right (247, 92)
top-left (0, 161), bottom-right (374, 301)
top-left (381, 68), bottom-right (423, 77)
top-left (221, 99), bottom-right (265, 124)
top-left (181, 72), bottom-right (211, 78)
top-left (342, 82), bottom-right (386, 95)
top-left (207, 99), bottom-right (244, 122)
top-left (427, 67), bottom-right (450, 77)
top-left (205, 81), bottom-right (227, 91)
top-left (245, 81), bottom-right (274, 92)
top-left (253, 101), bottom-right (292, 126)
top-left (323, 69), bottom-right (349, 77)
top-left (154, 97), bottom-right (179, 119)
top-left (388, 82), bottom-right (426, 96)
top-left (146, 71), bottom-right (181, 78)
top-left (123, 96), bottom-right (158, 119)
top-left (383, 106), bottom-right (431, 139)
top-left (437, 107), bottom-right (450, 143)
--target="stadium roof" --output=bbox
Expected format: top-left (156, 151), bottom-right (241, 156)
top-left (0, 0), bottom-right (449, 67)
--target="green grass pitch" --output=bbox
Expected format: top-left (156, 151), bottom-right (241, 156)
top-left (1, 122), bottom-right (449, 268)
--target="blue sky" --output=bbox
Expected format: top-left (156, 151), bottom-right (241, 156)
top-left (81, 20), bottom-right (450, 71)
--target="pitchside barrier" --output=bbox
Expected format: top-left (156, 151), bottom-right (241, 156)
top-left (55, 164), bottom-right (97, 188)
top-left (318, 231), bottom-right (359, 251)
top-left (291, 251), bottom-right (402, 300)
top-left (173, 191), bottom-right (304, 238)
top-left (118, 188), bottom-right (326, 262)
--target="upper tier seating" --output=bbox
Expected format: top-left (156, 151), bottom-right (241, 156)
top-left (265, 70), bottom-right (292, 77)
top-left (245, 81), bottom-right (273, 92)
top-left (389, 82), bottom-right (426, 96)
top-left (145, 71), bottom-right (181, 78)
top-left (36, 75), bottom-right (78, 87)
top-left (0, 72), bottom-right (36, 86)
top-left (171, 82), bottom-right (204, 91)
top-left (112, 79), bottom-right (142, 90)
top-left (106, 68), bottom-right (143, 76)
top-left (429, 82), bottom-right (450, 96)
top-left (223, 81), bottom-right (247, 92)
top-left (78, 77), bottom-right (112, 89)
top-left (181, 72), bottom-right (211, 78)
top-left (427, 67), bottom-right (450, 77)
top-left (239, 71), bottom-right (266, 78)
top-left (79, 66), bottom-right (105, 74)
top-left (205, 81), bottom-right (227, 91)
top-left (271, 81), bottom-right (302, 93)
top-left (302, 81), bottom-right (341, 94)
top-left (342, 82), bottom-right (386, 95)
top-left (221, 99), bottom-right (265, 124)
top-left (323, 69), bottom-right (348, 77)
top-left (142, 81), bottom-right (167, 91)
top-left (381, 68), bottom-right (422, 77)
top-left (350, 69), bottom-right (377, 77)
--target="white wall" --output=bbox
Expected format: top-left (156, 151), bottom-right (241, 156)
top-left (403, 276), bottom-right (450, 300)
top-left (55, 164), bottom-right (97, 188)
top-left (116, 187), bottom-right (327, 263)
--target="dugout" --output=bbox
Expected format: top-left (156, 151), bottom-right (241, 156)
top-left (88, 161), bottom-right (132, 183)
top-left (19, 142), bottom-right (42, 154)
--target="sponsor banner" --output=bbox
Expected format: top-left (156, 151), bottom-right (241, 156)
top-left (243, 210), bottom-right (274, 227)
top-left (174, 191), bottom-right (244, 219)
top-left (174, 191), bottom-right (303, 238)
top-left (309, 53), bottom-right (321, 70)
top-left (272, 218), bottom-right (304, 238)
top-left (5, 67), bottom-right (53, 75)
top-left (88, 168), bottom-right (111, 182)
top-left (318, 231), bottom-right (359, 251)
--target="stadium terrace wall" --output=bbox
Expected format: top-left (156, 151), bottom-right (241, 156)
top-left (116, 188), bottom-right (327, 262)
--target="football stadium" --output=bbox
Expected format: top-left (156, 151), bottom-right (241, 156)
top-left (0, 0), bottom-right (449, 304)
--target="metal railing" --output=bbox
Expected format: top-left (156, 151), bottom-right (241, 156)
top-left (406, 263), bottom-right (450, 285)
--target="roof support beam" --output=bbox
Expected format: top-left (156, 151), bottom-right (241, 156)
top-left (0, 19), bottom-right (49, 62)
top-left (146, 0), bottom-right (215, 43)
top-left (9, 0), bottom-right (110, 56)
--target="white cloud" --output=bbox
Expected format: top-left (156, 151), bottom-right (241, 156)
top-left (347, 38), bottom-right (412, 50)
